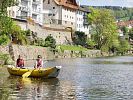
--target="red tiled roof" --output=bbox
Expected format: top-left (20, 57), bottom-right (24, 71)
top-left (117, 20), bottom-right (133, 27)
top-left (54, 0), bottom-right (78, 10)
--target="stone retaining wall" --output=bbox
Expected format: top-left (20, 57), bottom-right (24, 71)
top-left (0, 45), bottom-right (9, 54)
top-left (16, 21), bottom-right (72, 45)
top-left (0, 44), bottom-right (114, 66)
top-left (55, 50), bottom-right (102, 58)
top-left (10, 45), bottom-right (54, 61)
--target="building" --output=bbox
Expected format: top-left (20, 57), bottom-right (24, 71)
top-left (7, 0), bottom-right (44, 25)
top-left (43, 0), bottom-right (78, 29)
top-left (7, 0), bottom-right (91, 45)
top-left (117, 20), bottom-right (133, 29)
top-left (76, 5), bottom-right (91, 37)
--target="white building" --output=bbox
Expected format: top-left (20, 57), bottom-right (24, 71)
top-left (43, 0), bottom-right (78, 29)
top-left (7, 0), bottom-right (44, 25)
top-left (76, 5), bottom-right (91, 38)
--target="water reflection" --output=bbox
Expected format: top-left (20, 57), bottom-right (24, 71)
top-left (6, 76), bottom-right (61, 100)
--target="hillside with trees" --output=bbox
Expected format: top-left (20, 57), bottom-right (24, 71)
top-left (88, 6), bottom-right (133, 21)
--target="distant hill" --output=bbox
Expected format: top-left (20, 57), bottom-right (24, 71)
top-left (85, 6), bottom-right (133, 21)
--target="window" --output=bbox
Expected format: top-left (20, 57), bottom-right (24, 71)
top-left (48, 0), bottom-right (50, 4)
top-left (32, 4), bottom-right (37, 11)
top-left (65, 21), bottom-right (67, 24)
top-left (9, 10), bottom-right (11, 16)
top-left (71, 22), bottom-right (73, 25)
top-left (21, 0), bottom-right (28, 6)
top-left (21, 11), bottom-right (28, 17)
top-left (12, 11), bottom-right (15, 17)
top-left (32, 14), bottom-right (37, 20)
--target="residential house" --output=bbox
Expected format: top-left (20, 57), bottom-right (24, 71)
top-left (43, 0), bottom-right (78, 29)
top-left (76, 5), bottom-right (91, 38)
top-left (7, 0), bottom-right (44, 25)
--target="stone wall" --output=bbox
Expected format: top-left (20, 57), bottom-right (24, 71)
top-left (0, 44), bottom-right (117, 66)
top-left (10, 45), bottom-right (54, 61)
top-left (16, 21), bottom-right (72, 45)
top-left (55, 49), bottom-right (102, 58)
top-left (0, 45), bottom-right (9, 54)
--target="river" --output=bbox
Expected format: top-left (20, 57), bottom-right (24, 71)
top-left (0, 56), bottom-right (133, 100)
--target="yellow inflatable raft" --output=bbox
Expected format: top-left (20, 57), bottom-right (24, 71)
top-left (7, 65), bottom-right (62, 78)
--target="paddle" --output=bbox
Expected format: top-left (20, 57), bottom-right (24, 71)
top-left (22, 70), bottom-right (34, 78)
top-left (22, 61), bottom-right (48, 78)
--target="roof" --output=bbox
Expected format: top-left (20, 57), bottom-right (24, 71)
top-left (78, 6), bottom-right (91, 13)
top-left (54, 0), bottom-right (78, 10)
top-left (117, 20), bottom-right (133, 27)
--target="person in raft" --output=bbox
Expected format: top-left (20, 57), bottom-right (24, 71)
top-left (34, 55), bottom-right (43, 69)
top-left (16, 55), bottom-right (24, 68)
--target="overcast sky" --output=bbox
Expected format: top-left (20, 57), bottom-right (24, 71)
top-left (77, 0), bottom-right (133, 7)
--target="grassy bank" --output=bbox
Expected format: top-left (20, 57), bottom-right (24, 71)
top-left (57, 45), bottom-right (88, 52)
top-left (0, 53), bottom-right (14, 65)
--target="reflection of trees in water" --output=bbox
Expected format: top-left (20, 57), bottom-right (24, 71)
top-left (0, 76), bottom-right (19, 100)
top-left (0, 75), bottom-right (76, 100)
top-left (31, 78), bottom-right (61, 100)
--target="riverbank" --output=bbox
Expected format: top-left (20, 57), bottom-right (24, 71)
top-left (0, 44), bottom-right (132, 66)
top-left (0, 44), bottom-right (103, 60)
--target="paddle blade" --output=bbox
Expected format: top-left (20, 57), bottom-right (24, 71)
top-left (22, 71), bottom-right (32, 78)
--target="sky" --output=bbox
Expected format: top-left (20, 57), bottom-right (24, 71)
top-left (77, 0), bottom-right (133, 7)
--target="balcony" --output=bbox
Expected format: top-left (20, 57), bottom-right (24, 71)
top-left (32, 0), bottom-right (40, 5)
top-left (83, 15), bottom-right (88, 19)
top-left (21, 0), bottom-right (28, 7)
top-left (32, 9), bottom-right (39, 15)
top-left (16, 16), bottom-right (27, 20)
top-left (83, 21), bottom-right (89, 26)
top-left (20, 6), bottom-right (30, 12)
top-left (21, 0), bottom-right (30, 1)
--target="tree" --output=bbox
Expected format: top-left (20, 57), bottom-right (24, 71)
top-left (73, 31), bottom-right (87, 46)
top-left (0, 34), bottom-right (10, 45)
top-left (86, 39), bottom-right (96, 49)
top-left (10, 22), bottom-right (29, 45)
top-left (88, 7), bottom-right (119, 52)
top-left (117, 39), bottom-right (130, 55)
top-left (0, 0), bottom-right (18, 15)
top-left (44, 35), bottom-right (56, 49)
top-left (129, 28), bottom-right (133, 40)
top-left (0, 0), bottom-right (18, 45)
top-left (121, 26), bottom-right (128, 35)
top-left (0, 16), bottom-right (14, 45)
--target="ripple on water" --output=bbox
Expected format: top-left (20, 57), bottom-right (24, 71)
top-left (0, 56), bottom-right (133, 100)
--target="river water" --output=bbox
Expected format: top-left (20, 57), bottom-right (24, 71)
top-left (0, 56), bottom-right (133, 100)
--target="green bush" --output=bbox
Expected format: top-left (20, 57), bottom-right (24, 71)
top-left (0, 54), bottom-right (14, 65)
top-left (73, 31), bottom-right (87, 46)
top-left (0, 34), bottom-right (10, 45)
top-left (44, 35), bottom-right (56, 49)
